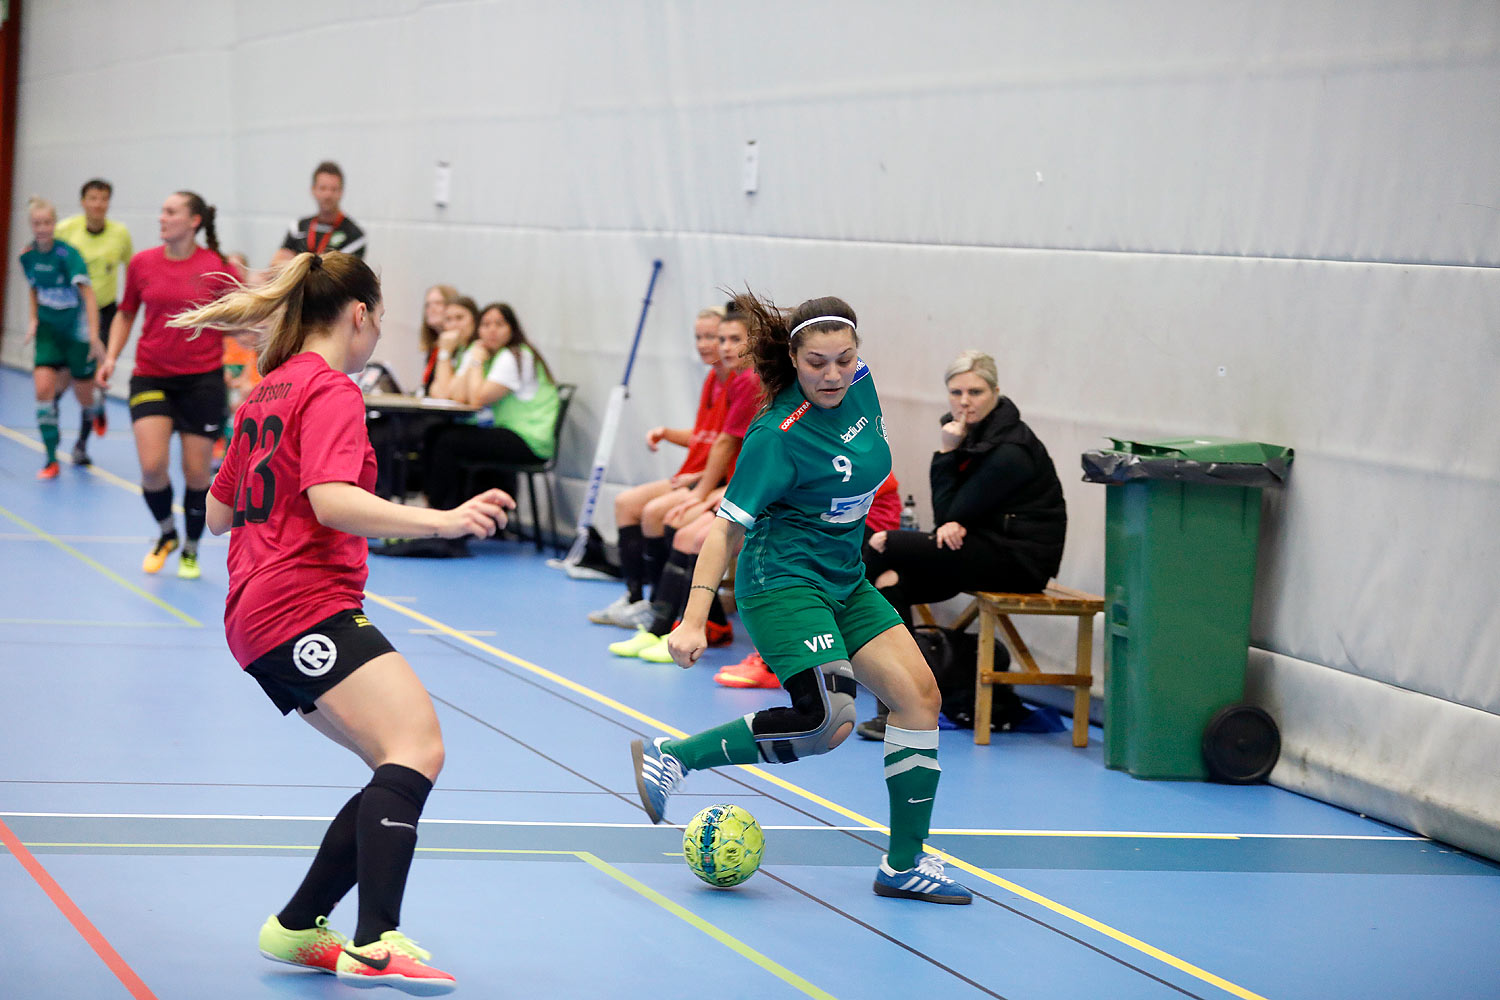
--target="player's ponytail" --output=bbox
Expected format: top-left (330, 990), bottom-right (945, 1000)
top-left (732, 291), bottom-right (859, 411)
top-left (176, 191), bottom-right (229, 270)
top-left (168, 251), bottom-right (381, 376)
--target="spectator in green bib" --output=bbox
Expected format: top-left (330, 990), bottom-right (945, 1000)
top-left (423, 302), bottom-right (560, 547)
top-left (56, 178), bottom-right (131, 452)
top-left (20, 196), bottom-right (101, 477)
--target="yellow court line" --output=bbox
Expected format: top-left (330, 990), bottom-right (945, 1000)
top-left (0, 423), bottom-right (182, 510)
top-left (0, 504), bottom-right (200, 627)
top-left (573, 850), bottom-right (837, 1000)
top-left (14, 842), bottom-right (835, 1000)
top-left (368, 590), bottom-right (1268, 1000)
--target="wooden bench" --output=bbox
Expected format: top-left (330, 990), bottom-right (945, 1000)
top-left (916, 584), bottom-right (1104, 748)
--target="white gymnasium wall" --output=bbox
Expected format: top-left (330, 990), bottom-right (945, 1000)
top-left (6, 3), bottom-right (1499, 855)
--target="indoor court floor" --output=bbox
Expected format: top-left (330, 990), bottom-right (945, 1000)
top-left (2, 365), bottom-right (1498, 1000)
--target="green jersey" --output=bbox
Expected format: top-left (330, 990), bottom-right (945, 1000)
top-left (19, 240), bottom-right (90, 335)
top-left (719, 359), bottom-right (892, 602)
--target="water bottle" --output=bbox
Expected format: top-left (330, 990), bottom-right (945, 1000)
top-left (899, 494), bottom-right (919, 532)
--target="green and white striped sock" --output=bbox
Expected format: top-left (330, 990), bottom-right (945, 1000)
top-left (883, 724), bottom-right (940, 871)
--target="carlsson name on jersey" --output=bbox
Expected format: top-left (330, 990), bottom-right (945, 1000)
top-left (293, 633), bottom-right (338, 677)
top-left (840, 417), bottom-right (868, 443)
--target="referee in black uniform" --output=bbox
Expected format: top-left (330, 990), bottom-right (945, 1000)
top-left (271, 161), bottom-right (367, 267)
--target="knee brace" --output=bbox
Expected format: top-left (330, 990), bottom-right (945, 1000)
top-left (750, 660), bottom-right (858, 764)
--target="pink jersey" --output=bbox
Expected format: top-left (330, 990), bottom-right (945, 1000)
top-left (118, 245), bottom-right (235, 377)
top-left (210, 353), bottom-right (377, 666)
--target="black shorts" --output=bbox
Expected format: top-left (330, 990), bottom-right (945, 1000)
top-left (128, 370), bottom-right (227, 437)
top-left (245, 608), bottom-right (397, 715)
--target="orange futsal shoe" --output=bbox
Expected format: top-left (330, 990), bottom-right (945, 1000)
top-left (335, 931), bottom-right (456, 995)
top-left (36, 461), bottom-right (60, 480)
top-left (704, 619), bottom-right (734, 647)
top-left (715, 651), bottom-right (780, 689)
top-left (92, 408), bottom-right (108, 437)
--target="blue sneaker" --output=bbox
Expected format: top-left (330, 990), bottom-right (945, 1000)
top-left (631, 737), bottom-right (685, 825)
top-left (873, 853), bottom-right (973, 904)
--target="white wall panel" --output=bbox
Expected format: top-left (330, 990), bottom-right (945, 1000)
top-left (4, 0), bottom-right (1498, 858)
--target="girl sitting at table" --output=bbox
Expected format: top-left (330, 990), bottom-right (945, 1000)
top-left (422, 302), bottom-right (560, 550)
top-left (425, 295), bottom-right (479, 399)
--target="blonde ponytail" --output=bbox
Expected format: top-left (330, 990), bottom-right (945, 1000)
top-left (169, 251), bottom-right (380, 376)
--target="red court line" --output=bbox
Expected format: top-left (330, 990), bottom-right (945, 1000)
top-left (0, 816), bottom-right (159, 1000)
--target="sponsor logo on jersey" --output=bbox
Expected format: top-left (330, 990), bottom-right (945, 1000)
top-left (841, 417), bottom-right (868, 443)
top-left (293, 633), bottom-right (338, 677)
top-left (779, 401), bottom-right (811, 431)
top-left (803, 632), bottom-right (837, 652)
top-left (821, 484), bottom-right (880, 524)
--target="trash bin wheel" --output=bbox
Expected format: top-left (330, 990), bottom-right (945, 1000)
top-left (1202, 704), bottom-right (1280, 784)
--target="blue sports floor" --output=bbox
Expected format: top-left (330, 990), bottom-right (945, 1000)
top-left (2, 364), bottom-right (1499, 1000)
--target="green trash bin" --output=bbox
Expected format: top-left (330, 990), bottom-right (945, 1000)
top-left (1082, 436), bottom-right (1293, 779)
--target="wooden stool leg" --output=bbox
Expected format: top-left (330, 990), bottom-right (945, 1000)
top-left (974, 604), bottom-right (995, 745)
top-left (1073, 614), bottom-right (1094, 748)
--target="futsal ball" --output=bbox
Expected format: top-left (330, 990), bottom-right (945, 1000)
top-left (683, 804), bottom-right (764, 887)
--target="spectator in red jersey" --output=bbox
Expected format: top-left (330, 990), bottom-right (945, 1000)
top-left (175, 251), bottom-right (511, 993)
top-left (96, 190), bottom-right (245, 580)
top-left (608, 309), bottom-right (761, 662)
top-left (586, 305), bottom-right (726, 630)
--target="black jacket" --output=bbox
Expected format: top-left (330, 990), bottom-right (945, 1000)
top-left (929, 397), bottom-right (1066, 584)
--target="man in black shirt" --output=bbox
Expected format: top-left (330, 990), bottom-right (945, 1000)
top-left (271, 161), bottom-right (366, 266)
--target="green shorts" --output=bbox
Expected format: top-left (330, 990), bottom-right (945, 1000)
top-left (736, 579), bottom-right (904, 684)
top-left (34, 322), bottom-right (96, 380)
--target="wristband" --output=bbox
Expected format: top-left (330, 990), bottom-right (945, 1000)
top-left (690, 584), bottom-right (717, 595)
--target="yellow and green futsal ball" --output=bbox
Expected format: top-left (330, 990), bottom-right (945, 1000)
top-left (683, 804), bottom-right (764, 887)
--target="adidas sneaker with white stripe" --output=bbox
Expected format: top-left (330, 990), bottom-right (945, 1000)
top-left (873, 852), bottom-right (973, 904)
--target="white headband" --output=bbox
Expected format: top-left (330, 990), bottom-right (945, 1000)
top-left (789, 315), bottom-right (857, 338)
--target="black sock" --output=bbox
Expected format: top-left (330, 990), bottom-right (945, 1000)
top-left (279, 791), bottom-right (362, 930)
top-left (643, 533), bottom-right (668, 600)
top-left (648, 549), bottom-right (694, 636)
top-left (618, 525), bottom-right (645, 603)
top-left (143, 487), bottom-right (175, 535)
top-left (353, 764), bottom-right (433, 946)
top-left (706, 592), bottom-right (728, 627)
top-left (183, 487), bottom-right (209, 543)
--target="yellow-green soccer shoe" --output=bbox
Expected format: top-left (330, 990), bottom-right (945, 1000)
top-left (258, 914), bottom-right (348, 973)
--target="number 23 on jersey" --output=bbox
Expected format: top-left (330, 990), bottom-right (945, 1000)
top-left (231, 415), bottom-right (284, 526)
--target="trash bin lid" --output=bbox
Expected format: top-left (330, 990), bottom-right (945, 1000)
top-left (1106, 436), bottom-right (1293, 465)
top-left (1082, 436), bottom-right (1293, 487)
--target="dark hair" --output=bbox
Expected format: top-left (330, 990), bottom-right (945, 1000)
top-left (479, 302), bottom-right (556, 385)
top-left (168, 252), bottom-right (381, 377)
top-left (312, 161), bottom-right (344, 185)
top-left (730, 291), bottom-right (859, 409)
top-left (174, 190), bottom-right (228, 269)
top-left (80, 178), bottom-right (112, 198)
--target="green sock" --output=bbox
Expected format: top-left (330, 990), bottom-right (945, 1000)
top-left (663, 716), bottom-right (758, 771)
top-left (37, 405), bottom-right (60, 463)
top-left (883, 725), bottom-right (940, 870)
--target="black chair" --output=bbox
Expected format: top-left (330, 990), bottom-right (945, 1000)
top-left (459, 383), bottom-right (576, 554)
